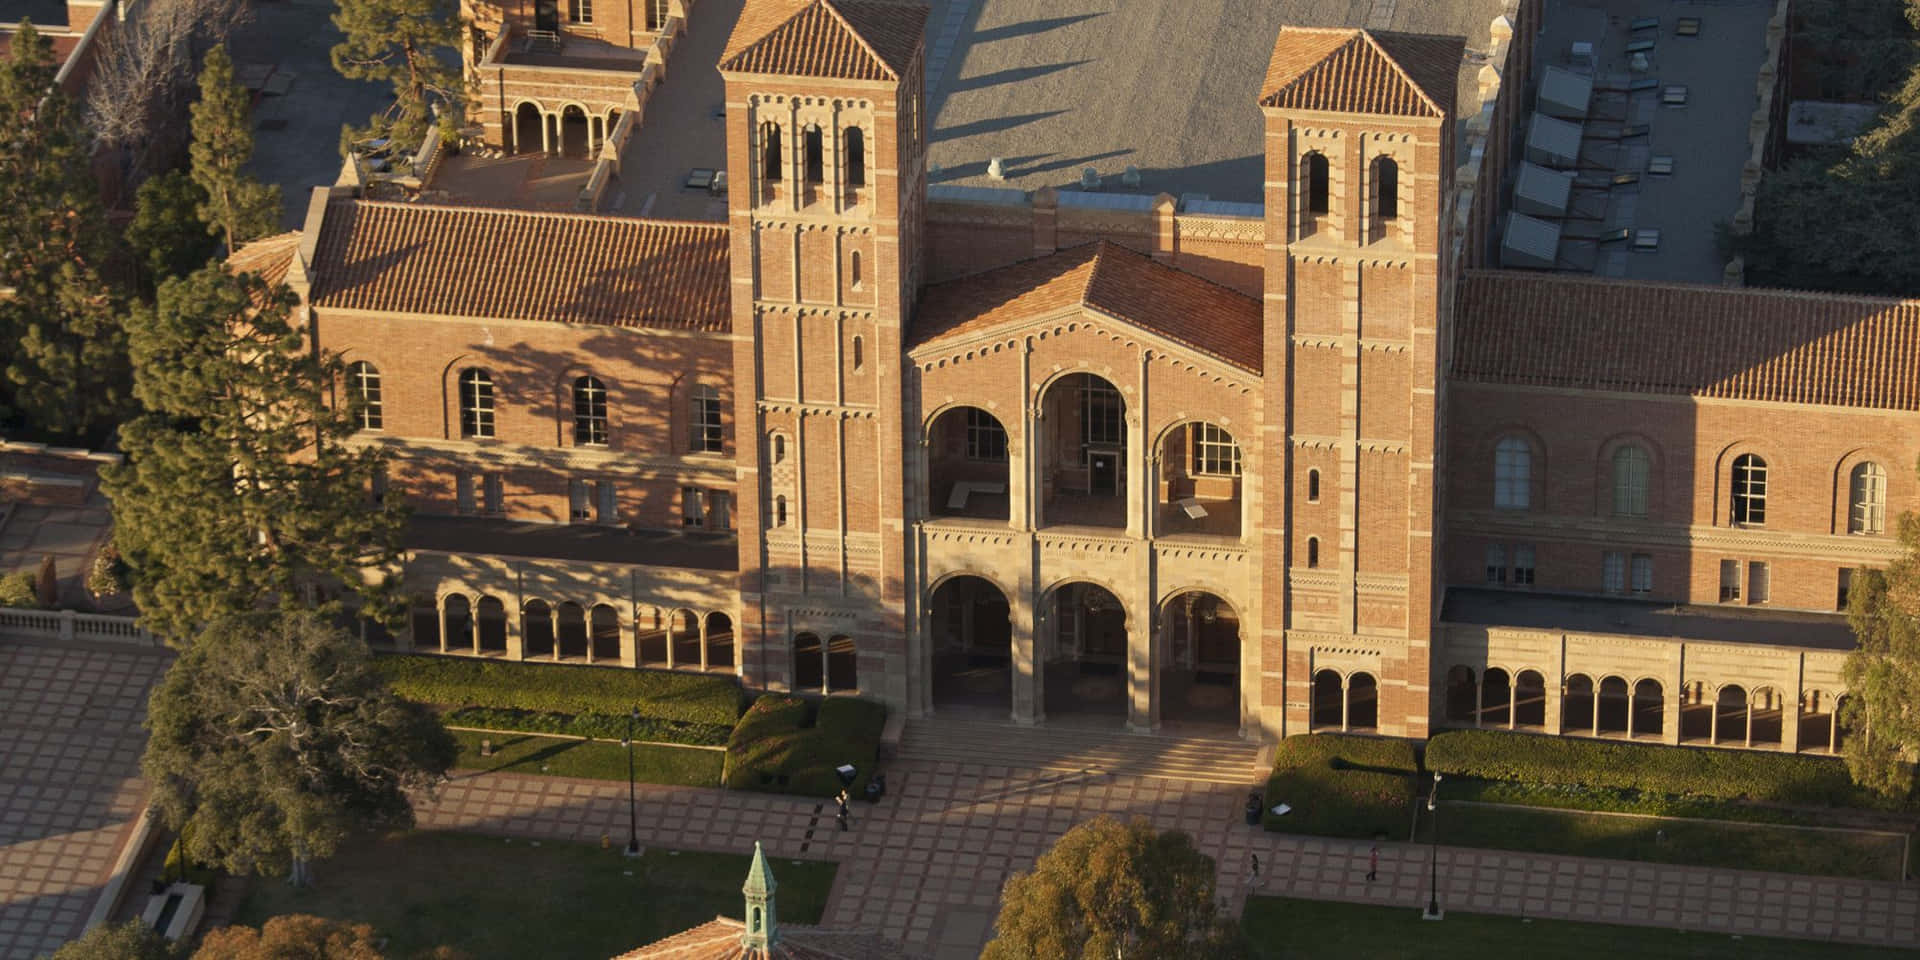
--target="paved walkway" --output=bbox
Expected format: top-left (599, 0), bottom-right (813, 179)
top-left (416, 755), bottom-right (1920, 958)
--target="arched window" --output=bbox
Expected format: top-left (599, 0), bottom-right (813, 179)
top-left (1306, 536), bottom-right (1319, 568)
top-left (1493, 436), bottom-right (1531, 510)
top-left (348, 361), bottom-right (382, 431)
top-left (761, 122), bottom-right (782, 182)
top-left (1191, 424), bottom-right (1241, 477)
top-left (1850, 461), bottom-right (1886, 534)
top-left (1730, 454), bottom-right (1767, 525)
top-left (1307, 468), bottom-right (1320, 503)
top-left (458, 368), bottom-right (495, 438)
top-left (774, 494), bottom-right (788, 527)
top-left (844, 126), bottom-right (866, 187)
top-left (1612, 445), bottom-right (1649, 518)
top-left (804, 125), bottom-right (824, 184)
top-left (1304, 152), bottom-right (1329, 215)
top-left (1373, 156), bottom-right (1398, 219)
top-left (690, 385), bottom-right (723, 453)
top-left (849, 250), bottom-right (862, 288)
top-left (771, 434), bottom-right (787, 464)
top-left (572, 375), bottom-right (607, 446)
top-left (851, 335), bottom-right (864, 371)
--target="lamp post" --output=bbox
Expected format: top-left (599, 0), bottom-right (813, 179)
top-left (1422, 771), bottom-right (1443, 920)
top-left (623, 706), bottom-right (640, 857)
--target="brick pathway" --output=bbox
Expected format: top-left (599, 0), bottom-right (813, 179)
top-left (0, 639), bottom-right (170, 959)
top-left (416, 755), bottom-right (1920, 958)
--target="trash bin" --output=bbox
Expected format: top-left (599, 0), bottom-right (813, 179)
top-left (1245, 791), bottom-right (1263, 826)
top-left (864, 774), bottom-right (886, 803)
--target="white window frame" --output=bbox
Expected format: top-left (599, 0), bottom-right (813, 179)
top-left (1849, 462), bottom-right (1886, 534)
top-left (682, 486), bottom-right (707, 527)
top-left (1512, 544), bottom-right (1535, 585)
top-left (1730, 454), bottom-right (1767, 525)
top-left (1612, 446), bottom-right (1648, 518)
top-left (1493, 436), bottom-right (1531, 510)
top-left (459, 369), bottom-right (495, 439)
top-left (1630, 553), bottom-right (1653, 596)
top-left (1191, 423), bottom-right (1241, 477)
top-left (349, 361), bottom-right (382, 431)
top-left (1080, 382), bottom-right (1124, 454)
top-left (569, 479), bottom-right (593, 522)
top-left (573, 375), bottom-right (608, 447)
top-left (1485, 544), bottom-right (1506, 585)
top-left (965, 408), bottom-right (1007, 462)
top-left (691, 385), bottom-right (724, 453)
top-left (1602, 551), bottom-right (1626, 595)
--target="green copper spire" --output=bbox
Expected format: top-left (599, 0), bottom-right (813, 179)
top-left (741, 841), bottom-right (778, 949)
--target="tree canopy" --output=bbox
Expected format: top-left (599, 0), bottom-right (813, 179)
top-left (1843, 466), bottom-right (1920, 799)
top-left (329, 0), bottom-right (463, 158)
top-left (46, 921), bottom-right (182, 960)
top-left (191, 914), bottom-right (387, 960)
top-left (190, 45), bottom-right (282, 253)
top-left (143, 614), bottom-right (455, 881)
top-left (101, 263), bottom-right (406, 642)
top-left (981, 816), bottom-right (1244, 960)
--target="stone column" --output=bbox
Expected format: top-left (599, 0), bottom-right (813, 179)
top-left (438, 598), bottom-right (451, 654)
top-left (699, 615), bottom-right (711, 672)
top-left (1126, 609), bottom-right (1156, 733)
top-left (1340, 674), bottom-right (1351, 731)
top-left (1011, 582), bottom-right (1042, 725)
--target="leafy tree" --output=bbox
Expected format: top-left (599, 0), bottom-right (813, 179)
top-left (45, 920), bottom-right (182, 960)
top-left (982, 816), bottom-right (1244, 960)
top-left (191, 915), bottom-right (385, 960)
top-left (127, 169), bottom-right (217, 288)
top-left (0, 20), bottom-right (130, 442)
top-left (190, 46), bottom-right (282, 253)
top-left (1843, 469), bottom-right (1920, 799)
top-left (101, 264), bottom-right (406, 643)
top-left (143, 614), bottom-right (456, 884)
top-left (329, 0), bottom-right (463, 158)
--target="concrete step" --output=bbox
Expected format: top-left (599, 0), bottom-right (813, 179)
top-left (899, 716), bottom-right (1263, 785)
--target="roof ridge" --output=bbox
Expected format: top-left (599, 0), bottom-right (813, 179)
top-left (1357, 29), bottom-right (1442, 116)
top-left (1466, 268), bottom-right (1920, 309)
top-left (816, 0), bottom-right (898, 81)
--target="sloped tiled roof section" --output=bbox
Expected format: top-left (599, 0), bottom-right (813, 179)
top-left (613, 918), bottom-right (903, 959)
top-left (720, 0), bottom-right (926, 82)
top-left (226, 232), bottom-right (302, 290)
top-left (1260, 27), bottom-right (1462, 118)
top-left (913, 242), bottom-right (1264, 374)
top-left (309, 201), bottom-right (731, 332)
top-left (1454, 271), bottom-right (1920, 411)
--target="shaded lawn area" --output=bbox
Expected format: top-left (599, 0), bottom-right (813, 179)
top-left (1419, 802), bottom-right (1905, 881)
top-left (1242, 897), bottom-right (1920, 959)
top-left (450, 729), bottom-right (724, 788)
top-left (235, 831), bottom-right (837, 960)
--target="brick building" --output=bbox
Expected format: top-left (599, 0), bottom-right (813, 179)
top-left (258, 0), bottom-right (1918, 754)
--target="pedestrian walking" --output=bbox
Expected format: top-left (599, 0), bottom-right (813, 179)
top-left (835, 790), bottom-right (851, 832)
top-left (1249, 853), bottom-right (1260, 880)
top-left (1366, 844), bottom-right (1379, 882)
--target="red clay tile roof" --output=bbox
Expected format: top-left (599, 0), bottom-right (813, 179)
top-left (1261, 28), bottom-right (1461, 118)
top-left (1453, 270), bottom-right (1920, 411)
top-left (721, 0), bottom-right (924, 82)
top-left (614, 918), bottom-right (902, 959)
top-left (226, 232), bottom-right (302, 290)
top-left (913, 242), bottom-right (1264, 374)
top-left (308, 200), bottom-right (731, 332)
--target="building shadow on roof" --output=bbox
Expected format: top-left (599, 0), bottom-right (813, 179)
top-left (931, 153), bottom-right (1052, 182)
top-left (944, 59), bottom-right (1093, 96)
top-left (1016, 148), bottom-right (1134, 181)
top-left (933, 110), bottom-right (1068, 144)
top-left (968, 12), bottom-right (1107, 45)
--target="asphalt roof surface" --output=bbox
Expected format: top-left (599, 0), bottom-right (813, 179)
top-left (1442, 587), bottom-right (1855, 651)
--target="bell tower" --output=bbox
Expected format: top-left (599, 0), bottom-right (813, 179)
top-left (1259, 27), bottom-right (1463, 739)
top-left (719, 0), bottom-right (929, 708)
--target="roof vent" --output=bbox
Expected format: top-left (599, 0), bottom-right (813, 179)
top-left (1662, 85), bottom-right (1689, 106)
top-left (1080, 167), bottom-right (1102, 190)
top-left (987, 157), bottom-right (1006, 180)
top-left (1121, 166), bottom-right (1142, 188)
top-left (1648, 155), bottom-right (1674, 176)
top-left (1633, 229), bottom-right (1661, 251)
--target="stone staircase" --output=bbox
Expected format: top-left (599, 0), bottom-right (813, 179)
top-left (896, 713), bottom-right (1263, 785)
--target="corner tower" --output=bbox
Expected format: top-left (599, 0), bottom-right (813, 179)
top-left (1259, 28), bottom-right (1462, 739)
top-left (719, 0), bottom-right (929, 709)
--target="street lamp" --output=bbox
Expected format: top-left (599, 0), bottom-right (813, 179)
top-left (1422, 771), bottom-right (1443, 920)
top-left (623, 706), bottom-right (640, 857)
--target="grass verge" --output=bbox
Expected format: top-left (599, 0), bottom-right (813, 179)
top-left (1262, 734), bottom-right (1418, 838)
top-left (234, 831), bottom-right (836, 960)
top-left (1241, 896), bottom-right (1918, 959)
top-left (451, 730), bottom-right (723, 788)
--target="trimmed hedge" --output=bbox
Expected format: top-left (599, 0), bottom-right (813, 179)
top-left (1263, 734), bottom-right (1419, 839)
top-left (374, 654), bottom-right (744, 727)
top-left (1426, 729), bottom-right (1914, 810)
top-left (0, 570), bottom-right (39, 609)
top-left (440, 706), bottom-right (733, 747)
top-left (723, 694), bottom-right (886, 798)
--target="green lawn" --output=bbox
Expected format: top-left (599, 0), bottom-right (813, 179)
top-left (234, 831), bottom-right (837, 959)
top-left (451, 729), bottom-right (724, 788)
top-left (1242, 897), bottom-right (1920, 959)
top-left (1420, 802), bottom-right (1905, 881)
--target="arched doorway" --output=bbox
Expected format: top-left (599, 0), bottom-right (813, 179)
top-left (1632, 679), bottom-right (1664, 738)
top-left (925, 407), bottom-right (1010, 521)
top-left (1799, 689), bottom-right (1838, 753)
top-left (1514, 670), bottom-right (1547, 727)
top-left (794, 633), bottom-right (823, 692)
top-left (556, 602), bottom-right (587, 660)
top-left (1310, 670), bottom-right (1343, 729)
top-left (522, 600), bottom-right (554, 659)
top-left (559, 104), bottom-right (590, 158)
top-left (1596, 676), bottom-right (1630, 735)
top-left (1044, 582), bottom-right (1127, 718)
top-left (930, 575), bottom-right (1013, 710)
top-left (826, 635), bottom-right (858, 692)
top-left (1680, 681), bottom-right (1713, 742)
top-left (1040, 373), bottom-right (1126, 528)
top-left (443, 595), bottom-right (474, 654)
top-left (1713, 684), bottom-right (1749, 745)
top-left (636, 607), bottom-right (669, 667)
top-left (514, 102), bottom-right (544, 155)
top-left (670, 610), bottom-right (700, 669)
top-left (1161, 591), bottom-right (1239, 727)
top-left (410, 597), bottom-right (439, 651)
top-left (1347, 673), bottom-right (1378, 731)
top-left (1479, 668), bottom-right (1512, 727)
top-left (1750, 687), bottom-right (1784, 747)
top-left (477, 596), bottom-right (508, 653)
top-left (1156, 422), bottom-right (1242, 538)
top-left (705, 613), bottom-right (735, 672)
top-left (1444, 665), bottom-right (1475, 724)
top-left (1563, 674), bottom-right (1595, 734)
top-left (590, 604), bottom-right (621, 662)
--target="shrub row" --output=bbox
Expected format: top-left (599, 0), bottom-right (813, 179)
top-left (1447, 779), bottom-right (1817, 827)
top-left (439, 706), bottom-right (733, 747)
top-left (1426, 729), bottom-right (1911, 810)
top-left (374, 654), bottom-right (744, 727)
top-left (1262, 734), bottom-right (1419, 839)
top-left (0, 570), bottom-right (39, 609)
top-left (722, 695), bottom-right (886, 798)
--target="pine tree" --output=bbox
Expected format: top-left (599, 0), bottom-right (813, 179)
top-left (101, 263), bottom-right (407, 643)
top-left (127, 168), bottom-right (218, 288)
top-left (330, 0), bottom-right (464, 158)
top-left (190, 46), bottom-right (282, 253)
top-left (1842, 468), bottom-right (1920, 799)
top-left (0, 20), bottom-right (131, 442)
top-left (142, 614), bottom-right (455, 882)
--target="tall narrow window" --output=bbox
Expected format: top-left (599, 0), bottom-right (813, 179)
top-left (1485, 544), bottom-right (1506, 585)
top-left (1630, 553), bottom-right (1653, 595)
top-left (761, 123), bottom-right (782, 182)
top-left (1080, 382), bottom-right (1123, 449)
top-left (1493, 436), bottom-right (1531, 510)
top-left (456, 474), bottom-right (476, 515)
top-left (458, 368), bottom-right (495, 438)
top-left (965, 408), bottom-right (1007, 462)
top-left (851, 335), bottom-right (864, 371)
top-left (1307, 468), bottom-right (1320, 503)
top-left (348, 361), bottom-right (382, 431)
top-left (844, 126), bottom-right (866, 187)
top-left (690, 385), bottom-right (723, 453)
top-left (1373, 156), bottom-right (1398, 219)
top-left (1513, 545), bottom-right (1536, 585)
top-left (1730, 454), bottom-right (1767, 525)
top-left (849, 250), bottom-right (862, 289)
top-left (1849, 462), bottom-right (1886, 534)
top-left (1602, 551), bottom-right (1626, 594)
top-left (645, 0), bottom-right (667, 29)
top-left (1837, 568), bottom-right (1853, 610)
top-left (596, 480), bottom-right (616, 523)
top-left (804, 125), bottom-right (824, 184)
top-left (1306, 537), bottom-right (1320, 568)
top-left (708, 491), bottom-right (732, 531)
top-left (771, 434), bottom-right (787, 464)
top-left (1748, 561), bottom-right (1771, 604)
top-left (1191, 423), bottom-right (1241, 477)
top-left (774, 494), bottom-right (788, 527)
top-left (1304, 152), bottom-right (1329, 215)
top-left (483, 474), bottom-right (504, 514)
top-left (572, 375), bottom-right (608, 446)
top-left (1719, 559), bottom-right (1741, 602)
top-left (682, 487), bottom-right (707, 527)
top-left (569, 479), bottom-right (592, 522)
top-left (568, 0), bottom-right (591, 23)
top-left (1612, 445), bottom-right (1649, 518)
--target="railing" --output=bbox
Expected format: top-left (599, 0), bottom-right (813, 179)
top-left (0, 608), bottom-right (159, 647)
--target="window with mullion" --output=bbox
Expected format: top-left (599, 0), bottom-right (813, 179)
top-left (572, 375), bottom-right (608, 446)
top-left (458, 369), bottom-right (495, 439)
top-left (349, 361), bottom-right (383, 431)
top-left (690, 386), bottom-right (724, 453)
top-left (1080, 383), bottom-right (1123, 455)
top-left (1191, 423), bottom-right (1240, 477)
top-left (964, 409), bottom-right (1007, 462)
